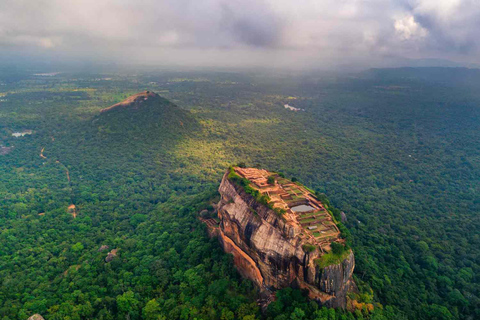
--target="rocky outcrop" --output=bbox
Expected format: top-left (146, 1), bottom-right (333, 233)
top-left (215, 170), bottom-right (355, 308)
top-left (98, 245), bottom-right (109, 252)
top-left (105, 249), bottom-right (118, 262)
top-left (27, 314), bottom-right (44, 320)
top-left (100, 91), bottom-right (158, 113)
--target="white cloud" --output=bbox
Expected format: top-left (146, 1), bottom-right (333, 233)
top-left (395, 15), bottom-right (428, 40)
top-left (0, 0), bottom-right (479, 68)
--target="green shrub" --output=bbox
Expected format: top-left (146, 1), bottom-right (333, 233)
top-left (315, 192), bottom-right (330, 207)
top-left (302, 244), bottom-right (317, 253)
top-left (267, 175), bottom-right (275, 185)
top-left (274, 207), bottom-right (286, 217)
top-left (331, 242), bottom-right (345, 255)
top-left (228, 166), bottom-right (272, 209)
top-left (330, 207), bottom-right (342, 222)
top-left (337, 223), bottom-right (352, 243)
top-left (315, 248), bottom-right (351, 269)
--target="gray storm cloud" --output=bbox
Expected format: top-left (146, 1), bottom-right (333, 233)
top-left (0, 0), bottom-right (479, 68)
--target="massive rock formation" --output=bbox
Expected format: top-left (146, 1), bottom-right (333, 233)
top-left (210, 168), bottom-right (355, 308)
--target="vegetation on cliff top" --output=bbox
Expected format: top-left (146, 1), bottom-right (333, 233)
top-left (227, 166), bottom-right (274, 210)
top-left (315, 246), bottom-right (352, 269)
top-left (228, 165), bottom-right (353, 270)
top-left (302, 244), bottom-right (317, 253)
top-left (316, 192), bottom-right (353, 245)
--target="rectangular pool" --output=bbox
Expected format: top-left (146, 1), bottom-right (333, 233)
top-left (291, 204), bottom-right (316, 213)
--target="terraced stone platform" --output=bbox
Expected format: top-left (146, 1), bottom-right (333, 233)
top-left (233, 167), bottom-right (342, 252)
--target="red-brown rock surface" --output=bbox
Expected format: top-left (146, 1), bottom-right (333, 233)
top-left (100, 91), bottom-right (158, 113)
top-left (213, 169), bottom-right (355, 308)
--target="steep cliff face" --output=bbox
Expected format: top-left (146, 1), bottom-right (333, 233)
top-left (215, 170), bottom-right (355, 308)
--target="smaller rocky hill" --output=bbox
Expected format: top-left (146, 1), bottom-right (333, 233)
top-left (95, 91), bottom-right (196, 141)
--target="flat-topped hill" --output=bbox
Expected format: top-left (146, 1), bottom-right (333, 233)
top-left (203, 166), bottom-right (356, 309)
top-left (232, 167), bottom-right (343, 252)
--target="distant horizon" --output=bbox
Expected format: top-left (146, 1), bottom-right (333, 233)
top-left (1, 54), bottom-right (479, 75)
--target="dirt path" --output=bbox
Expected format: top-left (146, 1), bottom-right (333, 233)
top-left (40, 144), bottom-right (77, 218)
top-left (68, 204), bottom-right (77, 219)
top-left (65, 167), bottom-right (71, 183)
top-left (40, 147), bottom-right (47, 159)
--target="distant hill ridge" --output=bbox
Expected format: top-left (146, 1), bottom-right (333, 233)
top-left (364, 67), bottom-right (480, 86)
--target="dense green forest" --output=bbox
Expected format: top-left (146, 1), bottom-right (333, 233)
top-left (0, 67), bottom-right (478, 320)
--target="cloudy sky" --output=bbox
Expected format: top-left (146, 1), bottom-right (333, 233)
top-left (0, 0), bottom-right (479, 69)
